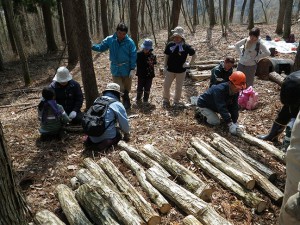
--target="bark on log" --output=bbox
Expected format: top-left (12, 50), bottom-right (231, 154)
top-left (195, 64), bottom-right (218, 70)
top-left (118, 141), bottom-right (171, 178)
top-left (187, 148), bottom-right (267, 213)
top-left (190, 138), bottom-right (255, 190)
top-left (55, 184), bottom-right (93, 225)
top-left (98, 157), bottom-right (161, 225)
top-left (269, 71), bottom-right (286, 86)
top-left (75, 184), bottom-right (120, 225)
top-left (143, 144), bottom-right (213, 201)
top-left (146, 167), bottom-right (232, 225)
top-left (76, 168), bottom-right (144, 225)
top-left (193, 59), bottom-right (223, 65)
top-left (209, 134), bottom-right (276, 181)
top-left (182, 215), bottom-right (204, 225)
top-left (210, 133), bottom-right (284, 204)
top-left (119, 151), bottom-right (171, 214)
top-left (35, 209), bottom-right (66, 225)
top-left (237, 132), bottom-right (285, 163)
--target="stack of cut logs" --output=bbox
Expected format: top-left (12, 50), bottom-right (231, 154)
top-left (34, 132), bottom-right (285, 225)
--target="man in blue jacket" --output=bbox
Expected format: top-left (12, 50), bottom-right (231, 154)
top-left (209, 56), bottom-right (235, 87)
top-left (196, 71), bottom-right (246, 135)
top-left (92, 23), bottom-right (137, 110)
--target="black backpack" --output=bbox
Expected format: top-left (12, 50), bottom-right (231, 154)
top-left (82, 97), bottom-right (116, 136)
top-left (242, 39), bottom-right (260, 56)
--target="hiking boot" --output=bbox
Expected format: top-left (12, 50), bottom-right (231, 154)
top-left (136, 92), bottom-right (143, 104)
top-left (143, 92), bottom-right (150, 103)
top-left (195, 107), bottom-right (206, 123)
top-left (173, 102), bottom-right (186, 109)
top-left (123, 90), bottom-right (131, 110)
top-left (162, 100), bottom-right (170, 108)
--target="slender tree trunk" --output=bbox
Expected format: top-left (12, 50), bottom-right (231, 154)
top-left (41, 2), bottom-right (58, 52)
top-left (247, 0), bottom-right (255, 30)
top-left (140, 0), bottom-right (146, 32)
top-left (240, 0), bottom-right (248, 24)
top-left (72, 0), bottom-right (99, 109)
top-left (276, 0), bottom-right (286, 34)
top-left (56, 0), bottom-right (66, 42)
top-left (155, 0), bottom-right (161, 30)
top-left (229, 0), bottom-right (235, 23)
top-left (0, 122), bottom-right (29, 225)
top-left (283, 0), bottom-right (293, 39)
top-left (258, 0), bottom-right (268, 23)
top-left (293, 41), bottom-right (300, 71)
top-left (100, 0), bottom-right (109, 37)
top-left (95, 0), bottom-right (100, 36)
top-left (16, 5), bottom-right (31, 45)
top-left (129, 0), bottom-right (138, 47)
top-left (207, 0), bottom-right (216, 28)
top-left (146, 0), bottom-right (157, 45)
top-left (61, 0), bottom-right (79, 66)
top-left (88, 0), bottom-right (94, 35)
top-left (0, 38), bottom-right (4, 71)
top-left (193, 0), bottom-right (198, 28)
top-left (169, 0), bottom-right (182, 38)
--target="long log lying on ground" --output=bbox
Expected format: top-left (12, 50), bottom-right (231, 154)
top-left (182, 215), bottom-right (204, 225)
top-left (146, 167), bottom-right (232, 225)
top-left (35, 209), bottom-right (66, 225)
top-left (118, 141), bottom-right (171, 178)
top-left (269, 71), bottom-right (286, 86)
top-left (190, 138), bottom-right (255, 190)
top-left (143, 144), bottom-right (213, 201)
top-left (210, 134), bottom-right (276, 181)
top-left (119, 151), bottom-right (171, 214)
top-left (75, 184), bottom-right (120, 225)
top-left (98, 157), bottom-right (161, 225)
top-left (76, 168), bottom-right (144, 225)
top-left (237, 132), bottom-right (285, 163)
top-left (195, 64), bottom-right (218, 71)
top-left (210, 133), bottom-right (283, 204)
top-left (187, 148), bottom-right (267, 213)
top-left (55, 184), bottom-right (93, 225)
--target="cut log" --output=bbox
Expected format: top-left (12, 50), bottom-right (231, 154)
top-left (237, 132), bottom-right (285, 163)
top-left (193, 59), bottom-right (223, 65)
top-left (143, 144), bottom-right (213, 201)
top-left (209, 134), bottom-right (276, 181)
top-left (98, 157), bottom-right (161, 225)
top-left (211, 133), bottom-right (284, 204)
top-left (118, 141), bottom-right (171, 178)
top-left (146, 167), bottom-right (232, 225)
top-left (189, 71), bottom-right (211, 81)
top-left (269, 71), bottom-right (286, 86)
top-left (182, 215), bottom-right (204, 225)
top-left (190, 138), bottom-right (255, 190)
top-left (75, 184), bottom-right (120, 225)
top-left (76, 168), bottom-right (145, 225)
top-left (187, 148), bottom-right (267, 213)
top-left (55, 184), bottom-right (93, 225)
top-left (119, 151), bottom-right (171, 214)
top-left (35, 209), bottom-right (66, 225)
top-left (70, 177), bottom-right (81, 190)
top-left (195, 64), bottom-right (218, 70)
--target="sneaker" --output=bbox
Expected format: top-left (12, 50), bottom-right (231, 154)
top-left (162, 100), bottom-right (170, 108)
top-left (173, 102), bottom-right (186, 109)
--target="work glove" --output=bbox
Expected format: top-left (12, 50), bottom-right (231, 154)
top-left (183, 61), bottom-right (190, 68)
top-left (228, 122), bottom-right (238, 135)
top-left (284, 182), bottom-right (300, 221)
top-left (69, 111), bottom-right (77, 120)
top-left (129, 70), bottom-right (136, 78)
top-left (123, 133), bottom-right (130, 142)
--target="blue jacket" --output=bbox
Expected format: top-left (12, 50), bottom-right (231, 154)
top-left (197, 82), bottom-right (239, 124)
top-left (209, 62), bottom-right (233, 87)
top-left (92, 33), bottom-right (137, 77)
top-left (49, 80), bottom-right (83, 115)
top-left (89, 92), bottom-right (130, 143)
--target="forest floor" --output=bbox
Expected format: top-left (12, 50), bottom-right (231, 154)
top-left (0, 23), bottom-right (299, 225)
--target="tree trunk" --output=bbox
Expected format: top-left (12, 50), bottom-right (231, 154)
top-left (41, 2), bottom-right (58, 52)
top-left (145, 0), bottom-right (158, 45)
top-left (187, 148), bottom-right (267, 213)
top-left (169, 0), bottom-right (182, 38)
top-left (207, 0), bottom-right (216, 28)
top-left (56, 184), bottom-right (93, 225)
top-left (119, 151), bottom-right (171, 214)
top-left (183, 215), bottom-right (204, 225)
top-left (283, 0), bottom-right (293, 39)
top-left (258, 0), bottom-right (268, 23)
top-left (100, 0), bottom-right (109, 37)
top-left (75, 184), bottom-right (120, 225)
top-left (0, 122), bottom-right (28, 225)
top-left (276, 0), bottom-right (286, 34)
top-left (269, 71), bottom-right (286, 86)
top-left (2, 0), bottom-right (30, 85)
top-left (190, 138), bottom-right (256, 190)
top-left (143, 144), bottom-right (213, 201)
top-left (35, 209), bottom-right (66, 225)
top-left (293, 41), bottom-right (300, 71)
top-left (72, 0), bottom-right (99, 109)
top-left (98, 157), bottom-right (161, 225)
top-left (118, 141), bottom-right (171, 177)
top-left (193, 0), bottom-right (198, 28)
top-left (240, 0), bottom-right (247, 24)
top-left (0, 40), bottom-right (4, 71)
top-left (88, 0), bottom-right (94, 36)
top-left (247, 0), bottom-right (255, 30)
top-left (229, 0), bottom-right (235, 23)
top-left (146, 167), bottom-right (233, 225)
top-left (61, 0), bottom-right (79, 66)
top-left (76, 168), bottom-right (144, 225)
top-left (129, 0), bottom-right (138, 47)
top-left (56, 0), bottom-right (66, 43)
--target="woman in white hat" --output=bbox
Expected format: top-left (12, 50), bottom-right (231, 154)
top-left (50, 66), bottom-right (83, 124)
top-left (162, 26), bottom-right (196, 108)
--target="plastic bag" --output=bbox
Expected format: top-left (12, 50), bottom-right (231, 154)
top-left (238, 86), bottom-right (258, 110)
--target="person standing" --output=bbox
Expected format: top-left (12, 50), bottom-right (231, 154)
top-left (49, 66), bottom-right (83, 125)
top-left (209, 56), bottom-right (235, 87)
top-left (136, 39), bottom-right (157, 104)
top-left (235, 27), bottom-right (270, 87)
top-left (163, 26), bottom-right (196, 108)
top-left (91, 22), bottom-right (137, 110)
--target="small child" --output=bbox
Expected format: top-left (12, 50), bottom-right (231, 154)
top-left (38, 87), bottom-right (70, 141)
top-left (136, 38), bottom-right (157, 103)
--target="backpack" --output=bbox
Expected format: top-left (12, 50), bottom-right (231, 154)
top-left (238, 86), bottom-right (258, 110)
top-left (82, 97), bottom-right (116, 136)
top-left (242, 39), bottom-right (260, 57)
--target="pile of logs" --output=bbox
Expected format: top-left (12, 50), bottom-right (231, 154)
top-left (34, 131), bottom-right (285, 225)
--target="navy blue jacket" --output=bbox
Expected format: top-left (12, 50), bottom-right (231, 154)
top-left (209, 62), bottom-right (233, 87)
top-left (197, 82), bottom-right (239, 124)
top-left (49, 80), bottom-right (83, 115)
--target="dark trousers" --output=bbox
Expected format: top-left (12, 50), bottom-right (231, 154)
top-left (137, 76), bottom-right (153, 93)
top-left (86, 130), bottom-right (121, 151)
